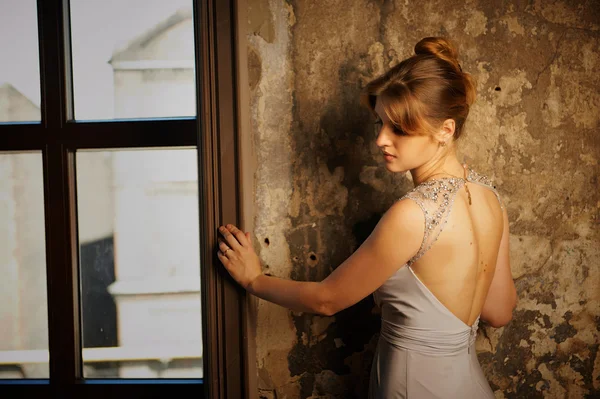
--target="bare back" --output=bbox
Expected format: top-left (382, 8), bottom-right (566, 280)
top-left (404, 170), bottom-right (504, 327)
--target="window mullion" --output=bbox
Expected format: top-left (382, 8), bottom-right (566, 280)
top-left (0, 124), bottom-right (46, 151)
top-left (38, 0), bottom-right (82, 389)
top-left (62, 119), bottom-right (196, 150)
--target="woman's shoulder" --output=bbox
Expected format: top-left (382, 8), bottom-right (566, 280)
top-left (466, 166), bottom-right (499, 190)
top-left (466, 166), bottom-right (505, 210)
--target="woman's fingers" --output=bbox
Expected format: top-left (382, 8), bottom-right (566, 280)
top-left (218, 226), bottom-right (242, 250)
top-left (218, 224), bottom-right (251, 249)
top-left (226, 224), bottom-right (249, 247)
top-left (218, 239), bottom-right (231, 255)
top-left (217, 251), bottom-right (230, 267)
top-left (216, 224), bottom-right (262, 291)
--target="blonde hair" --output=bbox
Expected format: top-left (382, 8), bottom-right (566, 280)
top-left (362, 37), bottom-right (476, 141)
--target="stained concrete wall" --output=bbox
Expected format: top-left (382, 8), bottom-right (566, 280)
top-left (246, 0), bottom-right (599, 397)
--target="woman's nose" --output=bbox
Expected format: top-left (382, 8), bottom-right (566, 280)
top-left (375, 127), bottom-right (389, 147)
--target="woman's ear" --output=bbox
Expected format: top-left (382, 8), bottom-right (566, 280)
top-left (435, 119), bottom-right (456, 142)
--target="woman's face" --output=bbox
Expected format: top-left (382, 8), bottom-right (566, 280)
top-left (373, 98), bottom-right (438, 173)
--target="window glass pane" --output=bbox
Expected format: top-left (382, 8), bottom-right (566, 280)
top-left (0, 153), bottom-right (49, 378)
top-left (0, 0), bottom-right (41, 123)
top-left (70, 1), bottom-right (196, 121)
top-left (76, 149), bottom-right (202, 378)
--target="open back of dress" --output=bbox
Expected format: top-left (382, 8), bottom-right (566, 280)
top-left (369, 167), bottom-right (504, 399)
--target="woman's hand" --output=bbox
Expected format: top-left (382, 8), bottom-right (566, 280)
top-left (217, 224), bottom-right (262, 291)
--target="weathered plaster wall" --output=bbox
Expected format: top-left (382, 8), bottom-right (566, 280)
top-left (247, 0), bottom-right (600, 397)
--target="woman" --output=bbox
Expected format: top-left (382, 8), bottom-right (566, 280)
top-left (217, 37), bottom-right (517, 398)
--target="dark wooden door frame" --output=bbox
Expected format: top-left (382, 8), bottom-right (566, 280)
top-left (195, 0), bottom-right (252, 397)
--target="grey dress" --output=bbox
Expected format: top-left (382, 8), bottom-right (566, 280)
top-left (369, 168), bottom-right (502, 399)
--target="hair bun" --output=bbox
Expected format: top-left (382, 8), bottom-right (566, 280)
top-left (414, 36), bottom-right (476, 106)
top-left (414, 37), bottom-right (460, 68)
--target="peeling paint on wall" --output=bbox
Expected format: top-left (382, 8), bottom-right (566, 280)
top-left (248, 0), bottom-right (600, 397)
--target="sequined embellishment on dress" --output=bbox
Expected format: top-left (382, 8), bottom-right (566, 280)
top-left (399, 168), bottom-right (503, 267)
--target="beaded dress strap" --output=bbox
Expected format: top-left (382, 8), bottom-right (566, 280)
top-left (400, 169), bottom-right (503, 266)
top-left (465, 168), bottom-right (504, 210)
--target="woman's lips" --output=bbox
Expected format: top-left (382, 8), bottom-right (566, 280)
top-left (383, 153), bottom-right (395, 162)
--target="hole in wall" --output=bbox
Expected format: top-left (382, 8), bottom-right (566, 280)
top-left (495, 86), bottom-right (501, 91)
top-left (307, 252), bottom-right (318, 267)
top-left (264, 237), bottom-right (270, 246)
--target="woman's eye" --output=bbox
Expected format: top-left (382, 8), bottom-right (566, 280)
top-left (373, 119), bottom-right (406, 136)
top-left (373, 119), bottom-right (383, 135)
top-left (392, 126), bottom-right (406, 136)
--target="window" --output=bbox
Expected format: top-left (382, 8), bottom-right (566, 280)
top-left (0, 153), bottom-right (49, 378)
top-left (77, 149), bottom-right (202, 379)
top-left (0, 0), bottom-right (249, 398)
top-left (0, 0), bottom-right (41, 123)
top-left (69, 0), bottom-right (196, 120)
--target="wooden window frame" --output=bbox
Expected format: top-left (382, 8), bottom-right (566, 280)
top-left (0, 0), bottom-right (251, 398)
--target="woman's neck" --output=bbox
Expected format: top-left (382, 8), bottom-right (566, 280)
top-left (410, 150), bottom-right (467, 186)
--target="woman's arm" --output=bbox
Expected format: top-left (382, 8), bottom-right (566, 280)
top-left (216, 228), bottom-right (328, 313)
top-left (480, 205), bottom-right (518, 327)
top-left (217, 198), bottom-right (424, 316)
top-left (247, 276), bottom-right (328, 314)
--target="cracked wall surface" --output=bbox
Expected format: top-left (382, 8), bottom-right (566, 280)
top-left (246, 0), bottom-right (599, 398)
